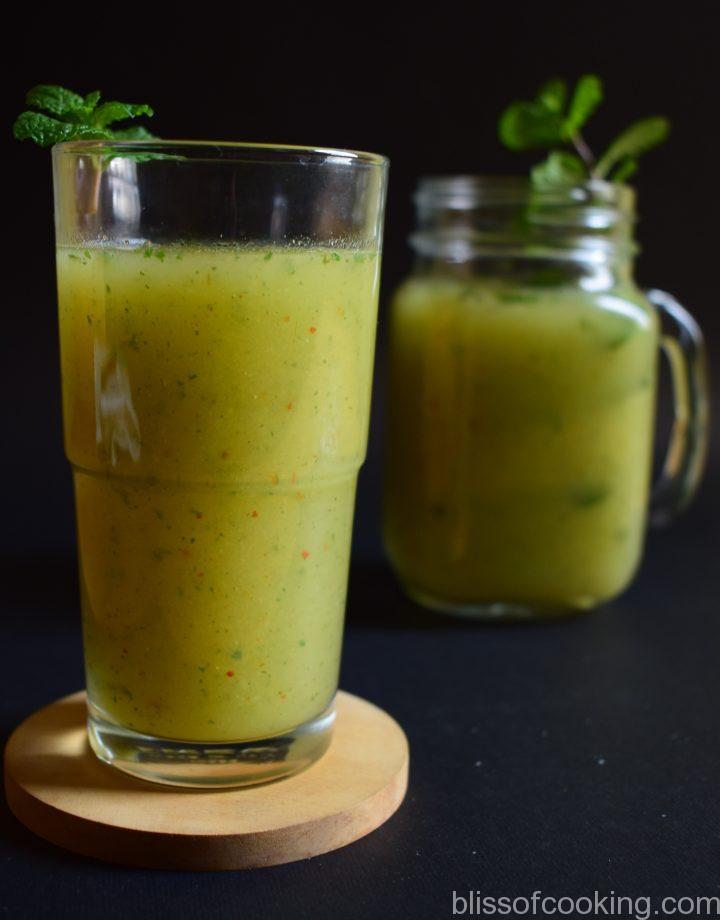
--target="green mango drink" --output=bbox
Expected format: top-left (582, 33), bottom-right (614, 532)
top-left (384, 276), bottom-right (658, 613)
top-left (58, 243), bottom-right (380, 741)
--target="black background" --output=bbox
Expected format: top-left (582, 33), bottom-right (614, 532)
top-left (2, 7), bottom-right (719, 918)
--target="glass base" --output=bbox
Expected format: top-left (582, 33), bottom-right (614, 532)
top-left (405, 584), bottom-right (594, 621)
top-left (87, 700), bottom-right (335, 788)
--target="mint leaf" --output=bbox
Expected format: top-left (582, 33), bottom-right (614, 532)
top-left (595, 117), bottom-right (669, 179)
top-left (83, 91), bottom-right (101, 112)
top-left (499, 76), bottom-right (670, 186)
top-left (13, 84), bottom-right (156, 148)
top-left (531, 150), bottom-right (586, 189)
top-left (25, 87), bottom-right (104, 125)
top-left (609, 158), bottom-right (638, 183)
top-left (91, 102), bottom-right (154, 128)
top-left (25, 85), bottom-right (86, 117)
top-left (564, 74), bottom-right (603, 135)
top-left (498, 101), bottom-right (565, 151)
top-left (12, 111), bottom-right (111, 147)
top-left (537, 78), bottom-right (567, 114)
top-left (110, 125), bottom-right (157, 141)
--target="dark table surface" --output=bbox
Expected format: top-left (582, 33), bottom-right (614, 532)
top-left (2, 470), bottom-right (719, 920)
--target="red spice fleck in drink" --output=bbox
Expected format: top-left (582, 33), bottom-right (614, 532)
top-left (309, 326), bottom-right (317, 334)
top-left (283, 315), bottom-right (290, 323)
top-left (195, 511), bottom-right (203, 519)
top-left (226, 670), bottom-right (234, 678)
top-left (287, 402), bottom-right (293, 411)
top-left (197, 571), bottom-right (204, 578)
top-left (179, 547), bottom-right (191, 558)
top-left (251, 510), bottom-right (259, 518)
top-left (301, 550), bottom-right (310, 559)
top-left (269, 473), bottom-right (279, 485)
top-left (220, 450), bottom-right (230, 460)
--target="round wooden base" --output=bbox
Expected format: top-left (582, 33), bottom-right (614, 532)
top-left (4, 690), bottom-right (409, 870)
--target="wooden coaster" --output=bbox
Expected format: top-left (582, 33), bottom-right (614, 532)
top-left (4, 690), bottom-right (408, 870)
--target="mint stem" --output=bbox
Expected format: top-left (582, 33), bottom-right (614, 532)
top-left (571, 131), bottom-right (596, 174)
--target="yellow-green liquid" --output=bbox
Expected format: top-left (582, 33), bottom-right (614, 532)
top-left (384, 277), bottom-right (658, 613)
top-left (58, 243), bottom-right (380, 740)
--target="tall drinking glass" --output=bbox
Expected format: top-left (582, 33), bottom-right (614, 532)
top-left (52, 141), bottom-right (388, 786)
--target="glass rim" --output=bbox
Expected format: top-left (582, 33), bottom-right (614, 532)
top-left (52, 139), bottom-right (389, 167)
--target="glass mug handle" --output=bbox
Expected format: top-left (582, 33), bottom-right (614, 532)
top-left (645, 288), bottom-right (710, 527)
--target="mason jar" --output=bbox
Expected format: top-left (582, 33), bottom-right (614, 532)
top-left (383, 177), bottom-right (708, 619)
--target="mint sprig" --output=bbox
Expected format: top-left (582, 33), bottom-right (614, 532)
top-left (499, 75), bottom-right (669, 186)
top-left (13, 85), bottom-right (156, 147)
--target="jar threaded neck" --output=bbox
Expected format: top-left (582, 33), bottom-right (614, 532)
top-left (411, 176), bottom-right (637, 262)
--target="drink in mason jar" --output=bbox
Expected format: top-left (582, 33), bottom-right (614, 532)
top-left (385, 277), bottom-right (657, 612)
